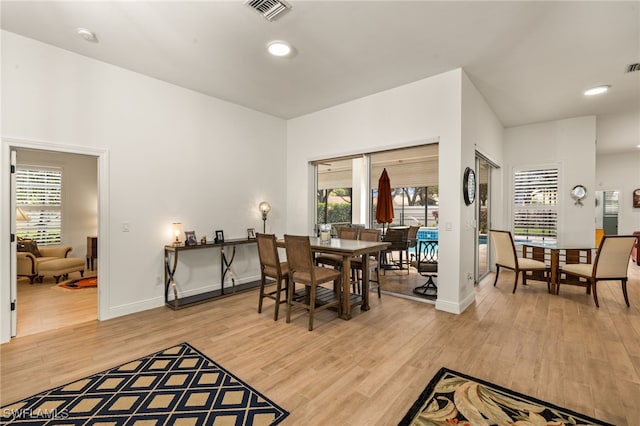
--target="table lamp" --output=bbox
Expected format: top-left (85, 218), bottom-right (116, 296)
top-left (171, 222), bottom-right (183, 246)
top-left (258, 201), bottom-right (271, 233)
top-left (16, 207), bottom-right (31, 222)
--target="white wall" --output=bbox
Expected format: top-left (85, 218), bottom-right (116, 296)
top-left (287, 68), bottom-right (503, 314)
top-left (16, 149), bottom-right (98, 259)
top-left (596, 151), bottom-right (640, 234)
top-left (1, 31), bottom-right (287, 342)
top-left (461, 71), bottom-right (504, 291)
top-left (503, 116), bottom-right (597, 247)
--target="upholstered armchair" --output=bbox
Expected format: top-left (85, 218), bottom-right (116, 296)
top-left (17, 243), bottom-right (84, 283)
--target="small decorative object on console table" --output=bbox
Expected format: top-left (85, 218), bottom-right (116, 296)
top-left (215, 230), bottom-right (225, 244)
top-left (633, 188), bottom-right (640, 208)
top-left (184, 231), bottom-right (197, 246)
top-left (247, 228), bottom-right (255, 239)
top-left (200, 236), bottom-right (207, 244)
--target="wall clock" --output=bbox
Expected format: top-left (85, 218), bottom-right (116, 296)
top-left (463, 167), bottom-right (476, 206)
top-left (570, 185), bottom-right (587, 206)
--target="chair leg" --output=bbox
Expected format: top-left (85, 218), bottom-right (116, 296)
top-left (258, 275), bottom-right (266, 314)
top-left (273, 279), bottom-right (282, 321)
top-left (622, 279), bottom-right (630, 307)
top-left (286, 281), bottom-right (294, 323)
top-left (546, 270), bottom-right (551, 294)
top-left (591, 279), bottom-right (599, 308)
top-left (512, 270), bottom-right (519, 294)
top-left (308, 284), bottom-right (316, 331)
top-left (493, 265), bottom-right (500, 287)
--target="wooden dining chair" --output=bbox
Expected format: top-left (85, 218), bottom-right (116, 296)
top-left (559, 235), bottom-right (636, 307)
top-left (351, 228), bottom-right (382, 298)
top-left (284, 234), bottom-right (342, 331)
top-left (255, 233), bottom-right (289, 320)
top-left (490, 230), bottom-right (550, 293)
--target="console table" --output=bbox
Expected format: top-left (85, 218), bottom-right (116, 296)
top-left (164, 238), bottom-right (257, 310)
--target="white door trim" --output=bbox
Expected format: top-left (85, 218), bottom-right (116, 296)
top-left (1, 136), bottom-right (110, 343)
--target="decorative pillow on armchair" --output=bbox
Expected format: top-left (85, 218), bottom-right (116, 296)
top-left (17, 239), bottom-right (41, 257)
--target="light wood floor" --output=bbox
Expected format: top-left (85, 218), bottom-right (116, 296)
top-left (15, 271), bottom-right (97, 336)
top-left (2, 263), bottom-right (639, 424)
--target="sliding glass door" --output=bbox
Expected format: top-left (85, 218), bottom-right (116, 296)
top-left (475, 155), bottom-right (494, 282)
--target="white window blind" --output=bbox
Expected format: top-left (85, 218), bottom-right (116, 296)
top-left (16, 167), bottom-right (62, 245)
top-left (603, 191), bottom-right (619, 216)
top-left (513, 168), bottom-right (557, 243)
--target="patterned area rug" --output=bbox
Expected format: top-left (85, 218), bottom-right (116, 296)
top-left (58, 277), bottom-right (97, 290)
top-left (399, 367), bottom-right (612, 426)
top-left (1, 343), bottom-right (288, 425)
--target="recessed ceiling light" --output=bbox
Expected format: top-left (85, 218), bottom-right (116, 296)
top-left (584, 85), bottom-right (610, 96)
top-left (76, 27), bottom-right (98, 43)
top-left (267, 40), bottom-right (295, 58)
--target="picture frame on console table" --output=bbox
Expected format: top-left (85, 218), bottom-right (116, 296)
top-left (634, 188), bottom-right (640, 208)
top-left (215, 230), bottom-right (225, 243)
top-left (184, 231), bottom-right (197, 246)
top-left (247, 228), bottom-right (255, 239)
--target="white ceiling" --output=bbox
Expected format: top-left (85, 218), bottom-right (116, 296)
top-left (2, 1), bottom-right (639, 154)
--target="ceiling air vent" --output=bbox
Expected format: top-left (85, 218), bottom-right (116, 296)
top-left (626, 63), bottom-right (640, 73)
top-left (245, 0), bottom-right (291, 21)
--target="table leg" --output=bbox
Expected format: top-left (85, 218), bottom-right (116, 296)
top-left (221, 245), bottom-right (237, 295)
top-left (340, 255), bottom-right (352, 320)
top-left (550, 249), bottom-right (559, 295)
top-left (361, 253), bottom-right (370, 311)
top-left (164, 249), bottom-right (179, 309)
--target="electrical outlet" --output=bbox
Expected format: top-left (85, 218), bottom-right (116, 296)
top-left (122, 222), bottom-right (130, 232)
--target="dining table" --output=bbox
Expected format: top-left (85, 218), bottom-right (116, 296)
top-left (278, 236), bottom-right (390, 320)
top-left (522, 242), bottom-right (594, 294)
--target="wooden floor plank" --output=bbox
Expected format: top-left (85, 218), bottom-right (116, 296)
top-left (3, 262), bottom-right (640, 424)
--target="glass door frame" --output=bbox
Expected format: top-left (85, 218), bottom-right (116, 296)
top-left (475, 153), bottom-right (498, 283)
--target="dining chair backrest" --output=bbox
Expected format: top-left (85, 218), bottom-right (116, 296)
top-left (359, 228), bottom-right (381, 242)
top-left (412, 240), bottom-right (438, 273)
top-left (490, 230), bottom-right (518, 269)
top-left (256, 233), bottom-right (281, 273)
top-left (284, 234), bottom-right (315, 280)
top-left (338, 227), bottom-right (358, 240)
top-left (383, 228), bottom-right (407, 250)
top-left (594, 235), bottom-right (637, 279)
top-left (407, 225), bottom-right (420, 247)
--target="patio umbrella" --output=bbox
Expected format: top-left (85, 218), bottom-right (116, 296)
top-left (376, 168), bottom-right (394, 234)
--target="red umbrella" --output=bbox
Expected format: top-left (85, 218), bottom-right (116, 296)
top-left (376, 168), bottom-right (394, 233)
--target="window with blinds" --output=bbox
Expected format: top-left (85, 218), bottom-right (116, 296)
top-left (603, 191), bottom-right (619, 216)
top-left (16, 167), bottom-right (62, 245)
top-left (513, 167), bottom-right (557, 243)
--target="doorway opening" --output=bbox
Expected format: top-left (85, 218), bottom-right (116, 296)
top-left (4, 137), bottom-right (108, 342)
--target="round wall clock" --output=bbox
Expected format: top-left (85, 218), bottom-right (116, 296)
top-left (570, 185), bottom-right (587, 206)
top-left (463, 167), bottom-right (476, 206)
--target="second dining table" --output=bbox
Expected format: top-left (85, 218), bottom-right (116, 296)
top-left (278, 236), bottom-right (390, 320)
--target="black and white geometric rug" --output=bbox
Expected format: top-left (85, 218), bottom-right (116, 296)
top-left (1, 343), bottom-right (288, 425)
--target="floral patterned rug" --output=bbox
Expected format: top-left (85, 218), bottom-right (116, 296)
top-left (399, 368), bottom-right (612, 426)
